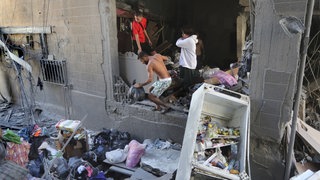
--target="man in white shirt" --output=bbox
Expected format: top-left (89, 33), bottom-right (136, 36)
top-left (176, 27), bottom-right (198, 91)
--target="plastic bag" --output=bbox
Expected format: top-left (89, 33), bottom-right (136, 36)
top-left (127, 80), bottom-right (145, 103)
top-left (3, 129), bottom-right (21, 144)
top-left (279, 16), bottom-right (305, 37)
top-left (202, 67), bottom-right (220, 79)
top-left (105, 146), bottom-right (128, 164)
top-left (126, 140), bottom-right (146, 168)
top-left (27, 157), bottom-right (44, 178)
top-left (93, 129), bottom-right (131, 151)
top-left (50, 157), bottom-right (70, 179)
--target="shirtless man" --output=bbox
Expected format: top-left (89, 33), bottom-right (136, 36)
top-left (134, 51), bottom-right (172, 113)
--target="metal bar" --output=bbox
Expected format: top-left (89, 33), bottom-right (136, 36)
top-left (40, 59), bottom-right (68, 85)
top-left (59, 61), bottom-right (65, 84)
top-left (0, 26), bottom-right (52, 34)
top-left (40, 33), bottom-right (48, 59)
top-left (56, 61), bottom-right (61, 83)
top-left (108, 166), bottom-right (134, 176)
top-left (40, 61), bottom-right (45, 81)
top-left (192, 162), bottom-right (240, 180)
top-left (50, 61), bottom-right (55, 83)
top-left (47, 61), bottom-right (52, 83)
top-left (284, 0), bottom-right (315, 179)
top-left (53, 61), bottom-right (58, 83)
top-left (28, 71), bottom-right (35, 124)
top-left (63, 61), bottom-right (68, 85)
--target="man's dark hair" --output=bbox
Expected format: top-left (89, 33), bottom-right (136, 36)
top-left (138, 51), bottom-right (148, 59)
top-left (134, 10), bottom-right (143, 17)
top-left (181, 26), bottom-right (194, 36)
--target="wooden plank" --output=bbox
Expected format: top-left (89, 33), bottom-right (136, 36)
top-left (155, 41), bottom-right (172, 54)
top-left (296, 118), bottom-right (320, 154)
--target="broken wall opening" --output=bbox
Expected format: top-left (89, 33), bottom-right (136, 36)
top-left (115, 0), bottom-right (251, 112)
top-left (0, 29), bottom-right (72, 119)
top-left (116, 0), bottom-right (250, 85)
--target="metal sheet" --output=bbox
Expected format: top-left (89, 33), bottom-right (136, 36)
top-left (0, 39), bottom-right (32, 72)
top-left (0, 26), bottom-right (52, 34)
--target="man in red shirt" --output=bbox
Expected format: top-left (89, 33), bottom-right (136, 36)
top-left (132, 11), bottom-right (156, 55)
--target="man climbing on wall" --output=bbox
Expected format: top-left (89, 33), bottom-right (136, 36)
top-left (132, 11), bottom-right (156, 55)
top-left (134, 51), bottom-right (172, 113)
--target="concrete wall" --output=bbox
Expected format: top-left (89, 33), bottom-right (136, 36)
top-left (0, 0), bottom-right (112, 114)
top-left (0, 0), bottom-right (109, 113)
top-left (0, 0), bottom-right (187, 143)
top-left (249, 0), bottom-right (308, 179)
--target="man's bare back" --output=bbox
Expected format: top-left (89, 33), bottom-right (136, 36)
top-left (136, 52), bottom-right (172, 113)
top-left (147, 54), bottom-right (170, 79)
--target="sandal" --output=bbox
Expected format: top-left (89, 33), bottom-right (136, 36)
top-left (152, 107), bottom-right (162, 111)
top-left (161, 107), bottom-right (172, 114)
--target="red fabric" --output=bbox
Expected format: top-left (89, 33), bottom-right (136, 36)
top-left (140, 17), bottom-right (147, 28)
top-left (132, 17), bottom-right (147, 43)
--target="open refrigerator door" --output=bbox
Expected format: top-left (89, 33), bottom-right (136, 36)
top-left (176, 83), bottom-right (250, 180)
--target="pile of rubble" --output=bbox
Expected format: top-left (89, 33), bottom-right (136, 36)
top-left (0, 106), bottom-right (182, 179)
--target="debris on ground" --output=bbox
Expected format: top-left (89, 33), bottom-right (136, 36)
top-left (0, 108), bottom-right (183, 179)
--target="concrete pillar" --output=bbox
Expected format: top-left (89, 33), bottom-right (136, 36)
top-left (249, 0), bottom-right (308, 179)
top-left (99, 0), bottom-right (119, 101)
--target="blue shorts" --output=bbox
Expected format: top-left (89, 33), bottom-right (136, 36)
top-left (151, 78), bottom-right (172, 97)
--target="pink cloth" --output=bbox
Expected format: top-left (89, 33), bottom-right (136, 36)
top-left (213, 70), bottom-right (237, 87)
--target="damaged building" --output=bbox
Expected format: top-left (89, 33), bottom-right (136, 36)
top-left (0, 0), bottom-right (320, 179)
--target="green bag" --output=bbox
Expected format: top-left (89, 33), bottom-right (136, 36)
top-left (3, 129), bottom-right (21, 144)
